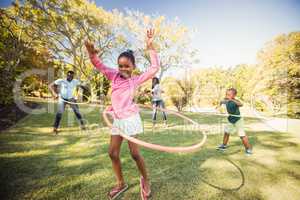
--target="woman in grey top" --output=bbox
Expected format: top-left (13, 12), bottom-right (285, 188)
top-left (151, 77), bottom-right (167, 126)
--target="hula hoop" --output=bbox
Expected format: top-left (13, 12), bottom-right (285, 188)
top-left (58, 88), bottom-right (99, 105)
top-left (60, 97), bottom-right (92, 105)
top-left (56, 85), bottom-right (103, 105)
top-left (198, 111), bottom-right (287, 119)
top-left (195, 111), bottom-right (288, 133)
top-left (102, 104), bottom-right (207, 153)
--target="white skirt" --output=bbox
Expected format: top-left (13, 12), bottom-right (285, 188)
top-left (111, 113), bottom-right (143, 136)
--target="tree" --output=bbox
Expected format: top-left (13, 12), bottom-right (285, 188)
top-left (190, 67), bottom-right (231, 107)
top-left (257, 32), bottom-right (300, 118)
top-left (20, 0), bottom-right (128, 102)
top-left (230, 64), bottom-right (257, 102)
top-left (162, 77), bottom-right (195, 111)
top-left (123, 10), bottom-right (199, 80)
top-left (0, 5), bottom-right (54, 105)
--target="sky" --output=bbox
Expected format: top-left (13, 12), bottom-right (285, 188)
top-left (94, 0), bottom-right (300, 68)
top-left (1, 0), bottom-right (300, 69)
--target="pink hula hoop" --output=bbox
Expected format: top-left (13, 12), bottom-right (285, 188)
top-left (102, 104), bottom-right (207, 153)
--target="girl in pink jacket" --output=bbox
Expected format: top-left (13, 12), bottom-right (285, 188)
top-left (85, 29), bottom-right (158, 200)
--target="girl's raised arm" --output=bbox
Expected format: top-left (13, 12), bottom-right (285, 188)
top-left (85, 41), bottom-right (117, 80)
top-left (133, 50), bottom-right (160, 86)
top-left (133, 29), bottom-right (160, 85)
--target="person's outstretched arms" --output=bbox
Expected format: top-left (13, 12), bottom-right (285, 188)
top-left (85, 41), bottom-right (117, 80)
top-left (220, 98), bottom-right (229, 105)
top-left (214, 98), bottom-right (228, 111)
top-left (231, 99), bottom-right (243, 107)
top-left (133, 29), bottom-right (160, 86)
top-left (49, 80), bottom-right (62, 99)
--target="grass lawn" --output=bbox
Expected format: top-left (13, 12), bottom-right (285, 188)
top-left (1, 101), bottom-right (300, 200)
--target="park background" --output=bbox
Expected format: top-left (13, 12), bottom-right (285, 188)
top-left (0, 0), bottom-right (300, 200)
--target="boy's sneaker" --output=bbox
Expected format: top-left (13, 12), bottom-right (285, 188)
top-left (80, 125), bottom-right (87, 131)
top-left (217, 144), bottom-right (227, 151)
top-left (53, 128), bottom-right (58, 135)
top-left (245, 148), bottom-right (253, 155)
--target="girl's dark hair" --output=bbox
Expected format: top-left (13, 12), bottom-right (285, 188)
top-left (152, 77), bottom-right (160, 89)
top-left (118, 49), bottom-right (135, 66)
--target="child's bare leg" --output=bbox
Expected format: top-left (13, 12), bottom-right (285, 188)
top-left (223, 132), bottom-right (230, 145)
top-left (108, 135), bottom-right (125, 187)
top-left (241, 135), bottom-right (251, 149)
top-left (128, 141), bottom-right (150, 193)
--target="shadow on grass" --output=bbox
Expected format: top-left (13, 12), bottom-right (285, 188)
top-left (193, 157), bottom-right (245, 191)
top-left (147, 146), bottom-right (245, 192)
top-left (1, 102), bottom-right (300, 200)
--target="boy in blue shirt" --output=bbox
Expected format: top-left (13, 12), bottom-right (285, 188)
top-left (217, 88), bottom-right (252, 155)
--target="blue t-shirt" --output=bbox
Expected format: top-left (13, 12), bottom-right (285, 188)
top-left (225, 100), bottom-right (241, 124)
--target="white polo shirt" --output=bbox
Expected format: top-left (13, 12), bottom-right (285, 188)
top-left (54, 79), bottom-right (81, 99)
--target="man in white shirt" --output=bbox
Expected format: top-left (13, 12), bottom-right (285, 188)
top-left (49, 71), bottom-right (86, 134)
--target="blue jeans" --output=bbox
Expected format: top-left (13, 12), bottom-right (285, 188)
top-left (53, 98), bottom-right (84, 128)
top-left (152, 100), bottom-right (167, 121)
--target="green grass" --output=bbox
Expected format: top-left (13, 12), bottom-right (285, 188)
top-left (1, 102), bottom-right (300, 200)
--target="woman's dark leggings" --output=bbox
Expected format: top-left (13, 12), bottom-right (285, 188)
top-left (152, 100), bottom-right (167, 121)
